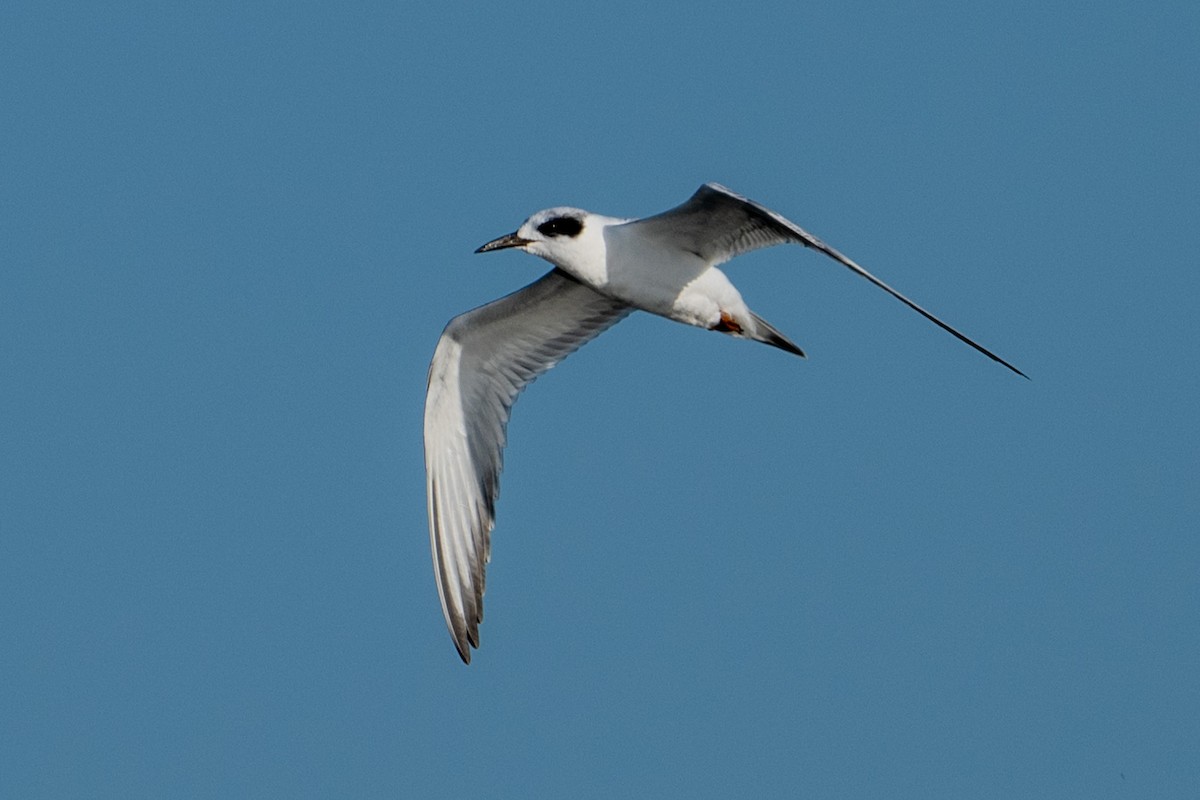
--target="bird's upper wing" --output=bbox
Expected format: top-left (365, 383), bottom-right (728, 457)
top-left (424, 268), bottom-right (631, 663)
top-left (622, 183), bottom-right (1026, 378)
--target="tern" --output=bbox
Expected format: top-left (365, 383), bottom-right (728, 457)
top-left (425, 182), bottom-right (1025, 663)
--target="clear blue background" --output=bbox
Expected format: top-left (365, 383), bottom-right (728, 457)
top-left (3, 2), bottom-right (1197, 797)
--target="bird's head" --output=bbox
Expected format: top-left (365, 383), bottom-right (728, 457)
top-left (476, 207), bottom-right (613, 276)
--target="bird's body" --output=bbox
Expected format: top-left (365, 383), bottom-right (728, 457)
top-left (424, 183), bottom-right (1024, 663)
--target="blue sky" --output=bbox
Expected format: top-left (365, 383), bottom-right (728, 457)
top-left (2, 1), bottom-right (1197, 797)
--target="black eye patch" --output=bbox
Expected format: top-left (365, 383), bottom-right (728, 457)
top-left (536, 216), bottom-right (583, 238)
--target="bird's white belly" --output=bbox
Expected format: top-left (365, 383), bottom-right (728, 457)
top-left (602, 245), bottom-right (745, 329)
top-left (657, 267), bottom-right (755, 330)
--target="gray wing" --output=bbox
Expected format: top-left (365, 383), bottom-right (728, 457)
top-left (424, 268), bottom-right (631, 663)
top-left (624, 183), bottom-right (1027, 378)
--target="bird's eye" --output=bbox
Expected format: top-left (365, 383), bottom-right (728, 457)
top-left (536, 216), bottom-right (583, 238)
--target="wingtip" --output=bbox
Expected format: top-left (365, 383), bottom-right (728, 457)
top-left (982, 350), bottom-right (1029, 380)
top-left (452, 627), bottom-right (474, 664)
top-left (452, 621), bottom-right (478, 664)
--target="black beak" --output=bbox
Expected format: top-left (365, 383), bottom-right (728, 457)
top-left (475, 232), bottom-right (531, 254)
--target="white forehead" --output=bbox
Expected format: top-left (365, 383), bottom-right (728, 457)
top-left (522, 207), bottom-right (589, 228)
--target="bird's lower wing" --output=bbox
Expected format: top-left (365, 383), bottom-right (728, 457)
top-left (621, 183), bottom-right (1026, 377)
top-left (424, 269), bottom-right (631, 663)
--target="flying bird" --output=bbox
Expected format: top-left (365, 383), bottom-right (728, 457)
top-left (424, 183), bottom-right (1025, 663)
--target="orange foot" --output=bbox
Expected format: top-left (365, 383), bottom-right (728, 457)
top-left (713, 311), bottom-right (743, 334)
